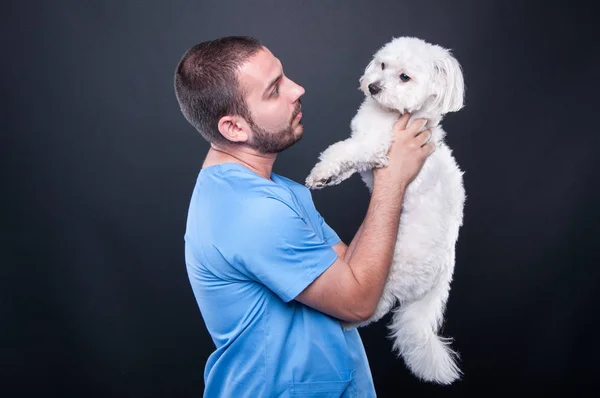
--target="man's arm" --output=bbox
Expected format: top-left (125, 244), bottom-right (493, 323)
top-left (296, 181), bottom-right (406, 322)
top-left (331, 218), bottom-right (365, 264)
top-left (295, 115), bottom-right (434, 323)
top-left (343, 218), bottom-right (365, 264)
top-left (331, 241), bottom-right (348, 260)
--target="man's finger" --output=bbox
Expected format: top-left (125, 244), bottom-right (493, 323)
top-left (418, 129), bottom-right (432, 146)
top-left (395, 112), bottom-right (412, 131)
top-left (422, 141), bottom-right (436, 154)
top-left (410, 118), bottom-right (428, 135)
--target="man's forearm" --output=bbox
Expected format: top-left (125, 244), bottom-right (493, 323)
top-left (344, 218), bottom-right (365, 264)
top-left (345, 181), bottom-right (406, 318)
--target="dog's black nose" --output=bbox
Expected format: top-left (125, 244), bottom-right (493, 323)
top-left (368, 83), bottom-right (381, 95)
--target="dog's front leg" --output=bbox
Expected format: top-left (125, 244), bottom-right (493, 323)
top-left (305, 137), bottom-right (384, 189)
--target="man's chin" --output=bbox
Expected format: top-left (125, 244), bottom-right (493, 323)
top-left (276, 132), bottom-right (303, 154)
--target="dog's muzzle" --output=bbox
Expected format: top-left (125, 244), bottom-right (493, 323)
top-left (368, 83), bottom-right (382, 95)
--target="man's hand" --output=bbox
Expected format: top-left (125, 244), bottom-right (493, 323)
top-left (374, 113), bottom-right (435, 189)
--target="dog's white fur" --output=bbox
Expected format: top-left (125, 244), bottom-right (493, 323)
top-left (305, 37), bottom-right (466, 385)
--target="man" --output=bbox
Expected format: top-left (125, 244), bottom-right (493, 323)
top-left (175, 36), bottom-right (434, 397)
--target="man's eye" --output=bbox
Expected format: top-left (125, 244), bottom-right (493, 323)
top-left (271, 86), bottom-right (279, 97)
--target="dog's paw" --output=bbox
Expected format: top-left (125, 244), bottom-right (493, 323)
top-left (305, 161), bottom-right (341, 189)
top-left (373, 153), bottom-right (389, 169)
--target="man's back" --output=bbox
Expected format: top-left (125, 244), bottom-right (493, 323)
top-left (184, 162), bottom-right (376, 397)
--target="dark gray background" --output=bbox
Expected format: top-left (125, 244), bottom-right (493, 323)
top-left (2, 0), bottom-right (599, 396)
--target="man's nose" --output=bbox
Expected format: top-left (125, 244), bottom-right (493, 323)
top-left (291, 80), bottom-right (305, 100)
top-left (368, 83), bottom-right (381, 95)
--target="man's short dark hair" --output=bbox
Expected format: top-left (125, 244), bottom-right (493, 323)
top-left (174, 36), bottom-right (263, 145)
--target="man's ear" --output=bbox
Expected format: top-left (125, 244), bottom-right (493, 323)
top-left (217, 115), bottom-right (250, 143)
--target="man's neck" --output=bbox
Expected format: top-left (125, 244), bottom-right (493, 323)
top-left (202, 145), bottom-right (276, 180)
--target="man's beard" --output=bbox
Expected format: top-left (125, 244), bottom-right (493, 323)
top-left (245, 102), bottom-right (303, 154)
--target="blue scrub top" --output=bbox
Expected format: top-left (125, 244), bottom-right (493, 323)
top-left (184, 163), bottom-right (376, 397)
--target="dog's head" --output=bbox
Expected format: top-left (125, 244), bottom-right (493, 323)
top-left (359, 37), bottom-right (465, 116)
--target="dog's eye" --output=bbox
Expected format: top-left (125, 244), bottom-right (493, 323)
top-left (381, 62), bottom-right (385, 70)
top-left (400, 73), bottom-right (411, 82)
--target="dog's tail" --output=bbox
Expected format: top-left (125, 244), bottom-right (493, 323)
top-left (388, 281), bottom-right (461, 385)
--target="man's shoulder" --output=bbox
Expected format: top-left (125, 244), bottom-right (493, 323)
top-left (198, 164), bottom-right (302, 196)
top-left (271, 172), bottom-right (315, 202)
top-left (272, 172), bottom-right (308, 190)
top-left (271, 172), bottom-right (318, 211)
top-left (193, 167), bottom-right (303, 219)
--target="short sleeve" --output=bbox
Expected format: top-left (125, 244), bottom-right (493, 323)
top-left (316, 210), bottom-right (342, 246)
top-left (220, 196), bottom-right (339, 303)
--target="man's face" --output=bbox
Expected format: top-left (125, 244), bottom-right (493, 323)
top-left (237, 47), bottom-right (305, 154)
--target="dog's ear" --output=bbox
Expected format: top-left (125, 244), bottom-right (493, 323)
top-left (360, 59), bottom-right (375, 79)
top-left (359, 59), bottom-right (376, 88)
top-left (431, 52), bottom-right (465, 114)
top-left (364, 59), bottom-right (375, 74)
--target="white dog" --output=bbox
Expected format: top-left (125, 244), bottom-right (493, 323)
top-left (305, 37), bottom-right (466, 385)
